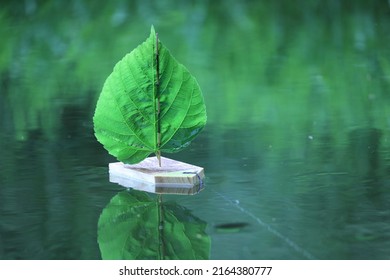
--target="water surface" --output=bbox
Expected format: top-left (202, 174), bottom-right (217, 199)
top-left (1, 0), bottom-right (390, 259)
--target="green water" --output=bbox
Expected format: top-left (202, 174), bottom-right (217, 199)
top-left (1, 0), bottom-right (390, 259)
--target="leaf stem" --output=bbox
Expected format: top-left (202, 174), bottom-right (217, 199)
top-left (155, 31), bottom-right (162, 167)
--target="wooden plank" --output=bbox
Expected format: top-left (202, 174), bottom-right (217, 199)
top-left (108, 156), bottom-right (205, 195)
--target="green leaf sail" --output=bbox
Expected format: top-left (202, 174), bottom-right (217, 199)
top-left (93, 27), bottom-right (207, 164)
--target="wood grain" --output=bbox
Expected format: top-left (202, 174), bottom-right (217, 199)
top-left (108, 156), bottom-right (205, 195)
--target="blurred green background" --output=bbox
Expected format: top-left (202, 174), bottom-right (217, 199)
top-left (1, 0), bottom-right (390, 259)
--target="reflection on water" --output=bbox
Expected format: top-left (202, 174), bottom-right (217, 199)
top-left (98, 190), bottom-right (210, 260)
top-left (1, 0), bottom-right (390, 260)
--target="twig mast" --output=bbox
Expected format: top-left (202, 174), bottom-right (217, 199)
top-left (155, 32), bottom-right (162, 167)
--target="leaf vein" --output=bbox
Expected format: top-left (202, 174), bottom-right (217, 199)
top-left (107, 79), bottom-right (153, 150)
